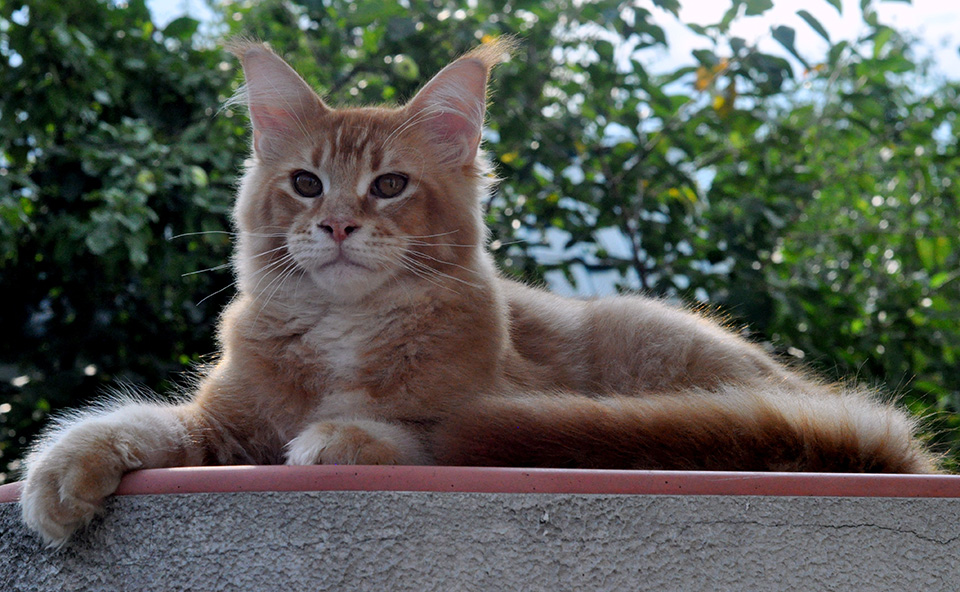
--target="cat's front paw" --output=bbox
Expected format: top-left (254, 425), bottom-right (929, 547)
top-left (21, 423), bottom-right (141, 547)
top-left (284, 419), bottom-right (427, 466)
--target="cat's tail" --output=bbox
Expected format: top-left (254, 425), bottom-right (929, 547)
top-left (433, 386), bottom-right (939, 473)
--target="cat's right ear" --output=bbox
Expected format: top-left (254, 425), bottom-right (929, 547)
top-left (227, 40), bottom-right (328, 162)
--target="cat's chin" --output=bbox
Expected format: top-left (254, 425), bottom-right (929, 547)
top-left (305, 262), bottom-right (394, 304)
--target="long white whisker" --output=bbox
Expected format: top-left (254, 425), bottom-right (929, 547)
top-left (248, 253), bottom-right (298, 299)
top-left (400, 254), bottom-right (481, 289)
top-left (253, 260), bottom-right (301, 325)
top-left (169, 230), bottom-right (235, 240)
top-left (404, 242), bottom-right (475, 249)
top-left (393, 230), bottom-right (461, 240)
top-left (170, 228), bottom-right (291, 241)
top-left (196, 281), bottom-right (238, 306)
top-left (248, 244), bottom-right (291, 260)
top-left (182, 263), bottom-right (232, 277)
top-left (408, 250), bottom-right (480, 276)
top-left (397, 256), bottom-right (460, 294)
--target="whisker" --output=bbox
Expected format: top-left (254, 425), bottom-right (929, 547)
top-left (196, 281), bottom-right (237, 306)
top-left (400, 254), bottom-right (481, 289)
top-left (393, 230), bottom-right (461, 240)
top-left (404, 242), bottom-right (475, 249)
top-left (248, 244), bottom-right (291, 260)
top-left (169, 229), bottom-right (291, 241)
top-left (397, 257), bottom-right (460, 294)
top-left (408, 250), bottom-right (480, 276)
top-left (248, 253), bottom-right (298, 299)
top-left (169, 230), bottom-right (235, 240)
top-left (253, 261), bottom-right (301, 325)
top-left (182, 263), bottom-right (232, 277)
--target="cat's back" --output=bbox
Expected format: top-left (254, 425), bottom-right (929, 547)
top-left (500, 278), bottom-right (797, 394)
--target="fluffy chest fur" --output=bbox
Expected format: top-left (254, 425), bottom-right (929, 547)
top-left (298, 309), bottom-right (385, 383)
top-left (246, 289), bottom-right (495, 421)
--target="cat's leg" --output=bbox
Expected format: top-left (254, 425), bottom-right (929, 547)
top-left (284, 418), bottom-right (428, 466)
top-left (20, 400), bottom-right (207, 547)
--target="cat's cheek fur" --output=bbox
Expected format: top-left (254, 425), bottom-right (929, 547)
top-left (284, 419), bottom-right (428, 465)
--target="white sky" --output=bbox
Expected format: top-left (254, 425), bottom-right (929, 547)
top-left (663, 0), bottom-right (960, 79)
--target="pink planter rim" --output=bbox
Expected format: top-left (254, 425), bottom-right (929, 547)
top-left (3, 465), bottom-right (960, 503)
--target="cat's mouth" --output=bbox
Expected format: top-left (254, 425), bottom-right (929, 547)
top-left (317, 251), bottom-right (371, 271)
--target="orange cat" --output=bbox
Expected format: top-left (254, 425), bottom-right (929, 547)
top-left (20, 38), bottom-right (936, 547)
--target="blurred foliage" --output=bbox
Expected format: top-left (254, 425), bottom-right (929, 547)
top-left (0, 0), bottom-right (958, 480)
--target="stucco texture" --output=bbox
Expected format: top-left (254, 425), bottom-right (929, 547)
top-left (2, 491), bottom-right (959, 591)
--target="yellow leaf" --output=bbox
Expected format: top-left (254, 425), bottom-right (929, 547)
top-left (719, 80), bottom-right (737, 117)
top-left (695, 66), bottom-right (711, 91)
top-left (712, 94), bottom-right (725, 111)
top-left (501, 151), bottom-right (519, 164)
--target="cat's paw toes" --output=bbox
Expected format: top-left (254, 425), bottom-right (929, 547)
top-left (21, 470), bottom-right (102, 548)
top-left (20, 430), bottom-right (134, 547)
top-left (285, 420), bottom-right (418, 466)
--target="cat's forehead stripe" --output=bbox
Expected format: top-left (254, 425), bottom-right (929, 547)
top-left (369, 144), bottom-right (383, 172)
top-left (309, 117), bottom-right (391, 176)
top-left (311, 140), bottom-right (328, 168)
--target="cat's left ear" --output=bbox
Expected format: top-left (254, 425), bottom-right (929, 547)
top-left (405, 39), bottom-right (514, 166)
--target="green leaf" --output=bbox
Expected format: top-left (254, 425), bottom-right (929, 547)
top-left (163, 16), bottom-right (199, 41)
top-left (873, 27), bottom-right (893, 58)
top-left (385, 17), bottom-right (417, 42)
top-left (692, 49), bottom-right (719, 67)
top-left (797, 10), bottom-right (830, 43)
top-left (825, 0), bottom-right (842, 13)
top-left (719, 4), bottom-right (741, 32)
top-left (125, 234), bottom-right (150, 267)
top-left (651, 0), bottom-right (681, 16)
top-left (930, 271), bottom-right (958, 290)
top-left (188, 165), bottom-right (209, 188)
top-left (348, 2), bottom-right (405, 26)
top-left (85, 223), bottom-right (118, 255)
top-left (771, 25), bottom-right (809, 69)
top-left (744, 0), bottom-right (774, 16)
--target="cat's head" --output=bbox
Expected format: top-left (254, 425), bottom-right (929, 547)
top-left (228, 39), bottom-right (511, 305)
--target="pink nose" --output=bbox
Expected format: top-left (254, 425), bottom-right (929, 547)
top-left (318, 218), bottom-right (360, 243)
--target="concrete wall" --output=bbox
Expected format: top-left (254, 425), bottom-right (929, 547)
top-left (3, 490), bottom-right (959, 591)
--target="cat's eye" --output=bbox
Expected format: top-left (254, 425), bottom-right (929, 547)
top-left (292, 170), bottom-right (323, 198)
top-left (371, 173), bottom-right (408, 199)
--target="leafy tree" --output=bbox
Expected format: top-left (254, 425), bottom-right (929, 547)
top-left (0, 0), bottom-right (957, 481)
top-left (0, 0), bottom-right (245, 480)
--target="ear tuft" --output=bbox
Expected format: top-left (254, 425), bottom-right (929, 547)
top-left (404, 37), bottom-right (515, 166)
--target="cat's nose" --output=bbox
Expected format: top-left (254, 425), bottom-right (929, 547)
top-left (318, 218), bottom-right (361, 243)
